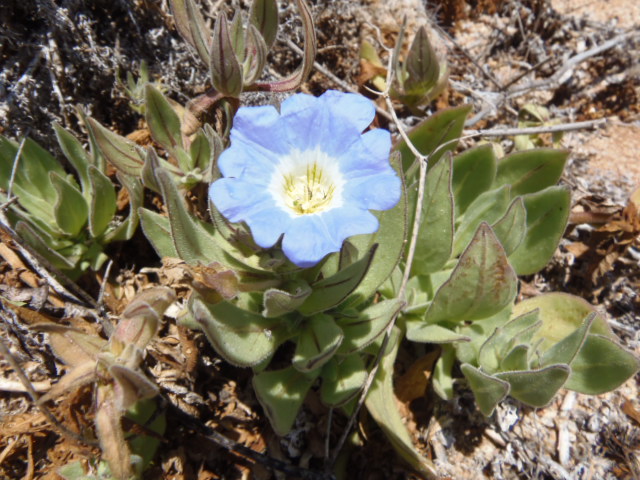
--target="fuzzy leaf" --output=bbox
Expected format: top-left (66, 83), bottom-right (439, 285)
top-left (95, 387), bottom-right (132, 480)
top-left (169, 0), bottom-right (211, 64)
top-left (365, 327), bottom-right (438, 477)
top-left (490, 197), bottom-right (527, 255)
top-left (243, 24), bottom-right (268, 85)
top-left (402, 26), bottom-right (440, 102)
top-left (210, 13), bottom-right (243, 97)
top-left (298, 245), bottom-right (377, 316)
top-left (460, 363), bottom-right (510, 416)
top-left (452, 144), bottom-right (497, 216)
top-left (320, 355), bottom-right (367, 407)
top-left (250, 0), bottom-right (278, 49)
top-left (564, 334), bottom-right (640, 394)
top-left (511, 292), bottom-right (611, 351)
top-left (453, 185), bottom-right (511, 256)
top-left (293, 314), bottom-right (344, 372)
top-left (262, 282), bottom-right (312, 318)
top-left (499, 345), bottom-right (530, 372)
top-left (145, 84), bottom-right (183, 153)
top-left (540, 312), bottom-right (595, 367)
top-left (509, 186), bottom-right (571, 275)
top-left (15, 222), bottom-right (76, 270)
top-left (50, 172), bottom-right (88, 237)
top-left (496, 364), bottom-right (570, 407)
top-left (192, 296), bottom-right (289, 367)
top-left (412, 154), bottom-right (454, 275)
top-left (425, 223), bottom-right (518, 324)
top-left (110, 365), bottom-right (159, 412)
top-left (394, 105), bottom-right (471, 173)
top-left (253, 0), bottom-right (316, 92)
top-left (253, 366), bottom-right (319, 435)
top-left (138, 208), bottom-right (179, 258)
top-left (155, 168), bottom-right (224, 264)
top-left (88, 166), bottom-right (116, 238)
top-left (336, 298), bottom-right (403, 354)
top-left (54, 123), bottom-right (91, 194)
top-left (406, 322), bottom-right (471, 344)
top-left (87, 118), bottom-right (144, 177)
top-left (103, 172), bottom-right (142, 242)
top-left (349, 152), bottom-right (407, 303)
top-left (494, 149), bottom-right (568, 197)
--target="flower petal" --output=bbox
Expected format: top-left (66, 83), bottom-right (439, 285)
top-left (319, 90), bottom-right (376, 132)
top-left (281, 215), bottom-right (341, 267)
top-left (279, 91), bottom-right (365, 156)
top-left (244, 208), bottom-right (293, 248)
top-left (321, 205), bottom-right (379, 244)
top-left (339, 129), bottom-right (393, 177)
top-left (209, 178), bottom-right (274, 222)
top-left (343, 172), bottom-right (402, 211)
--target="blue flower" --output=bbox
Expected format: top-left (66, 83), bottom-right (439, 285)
top-left (209, 90), bottom-right (401, 268)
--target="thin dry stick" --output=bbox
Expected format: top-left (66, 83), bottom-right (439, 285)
top-left (325, 27), bottom-right (438, 478)
top-left (6, 133), bottom-right (29, 200)
top-left (464, 118), bottom-right (607, 137)
top-left (507, 31), bottom-right (639, 96)
top-left (0, 210), bottom-right (96, 308)
top-left (0, 331), bottom-right (98, 447)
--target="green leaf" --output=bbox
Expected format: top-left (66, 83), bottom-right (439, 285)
top-left (453, 184), bottom-right (511, 256)
top-left (298, 245), bottom-right (377, 316)
top-left (192, 297), bottom-right (289, 367)
top-left (87, 166), bottom-right (116, 238)
top-left (250, 0), bottom-right (279, 49)
top-left (50, 172), bottom-right (88, 237)
top-left (455, 306), bottom-right (512, 366)
top-left (425, 223), bottom-right (517, 324)
top-left (252, 0), bottom-right (316, 93)
top-left (512, 292), bottom-right (611, 352)
top-left (540, 313), bottom-right (595, 367)
top-left (262, 282), bottom-right (312, 318)
top-left (508, 186), bottom-right (570, 275)
top-left (452, 144), bottom-right (497, 216)
top-left (461, 363), bottom-right (510, 416)
top-left (293, 314), bottom-right (344, 372)
top-left (155, 168), bottom-right (224, 264)
top-left (243, 24), bottom-right (269, 86)
top-left (432, 345), bottom-right (456, 399)
top-left (169, 0), bottom-right (211, 64)
top-left (139, 208), bottom-right (178, 258)
top-left (348, 152), bottom-right (408, 304)
top-left (402, 26), bottom-right (440, 105)
top-left (54, 123), bottom-right (91, 194)
top-left (406, 322), bottom-right (471, 344)
top-left (490, 197), bottom-right (527, 256)
top-left (494, 149), bottom-right (568, 197)
top-left (365, 327), bottom-right (438, 477)
top-left (496, 364), bottom-right (570, 407)
top-left (320, 355), bottom-right (367, 407)
top-left (336, 298), bottom-right (404, 354)
top-left (394, 104), bottom-right (471, 173)
top-left (103, 172), bottom-right (142, 243)
top-left (210, 13), bottom-right (243, 97)
top-left (253, 366), bottom-right (319, 435)
top-left (145, 84), bottom-right (183, 153)
top-left (499, 345), bottom-right (530, 372)
top-left (412, 154), bottom-right (454, 275)
top-left (477, 309), bottom-right (541, 373)
top-left (190, 129), bottom-right (212, 174)
top-left (565, 334), bottom-right (640, 394)
top-left (87, 118), bottom-right (144, 177)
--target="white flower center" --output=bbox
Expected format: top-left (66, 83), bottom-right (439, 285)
top-left (270, 147), bottom-right (344, 216)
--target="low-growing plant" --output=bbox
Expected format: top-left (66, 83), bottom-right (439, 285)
top-left (0, 125), bottom-right (142, 278)
top-left (37, 287), bottom-right (176, 480)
